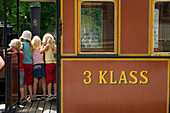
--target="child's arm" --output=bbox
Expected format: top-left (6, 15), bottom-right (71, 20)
top-left (3, 48), bottom-right (11, 58)
top-left (40, 44), bottom-right (49, 54)
top-left (19, 43), bottom-right (23, 51)
top-left (53, 44), bottom-right (57, 53)
top-left (0, 56), bottom-right (5, 70)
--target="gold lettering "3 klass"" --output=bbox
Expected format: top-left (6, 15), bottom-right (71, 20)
top-left (83, 71), bottom-right (149, 85)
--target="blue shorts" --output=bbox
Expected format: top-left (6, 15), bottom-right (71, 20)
top-left (33, 63), bottom-right (46, 78)
top-left (20, 71), bottom-right (24, 88)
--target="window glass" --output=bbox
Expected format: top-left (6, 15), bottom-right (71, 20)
top-left (80, 2), bottom-right (115, 53)
top-left (154, 2), bottom-right (170, 52)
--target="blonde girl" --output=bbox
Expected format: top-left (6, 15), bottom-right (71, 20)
top-left (32, 36), bottom-right (46, 100)
top-left (20, 30), bottom-right (34, 101)
top-left (8, 39), bottom-right (26, 104)
top-left (41, 33), bottom-right (57, 101)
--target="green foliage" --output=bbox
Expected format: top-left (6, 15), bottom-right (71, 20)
top-left (0, 1), bottom-right (56, 39)
top-left (81, 8), bottom-right (102, 47)
top-left (40, 2), bottom-right (56, 38)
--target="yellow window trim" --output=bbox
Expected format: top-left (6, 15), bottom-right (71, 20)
top-left (151, 0), bottom-right (170, 56)
top-left (77, 0), bottom-right (118, 55)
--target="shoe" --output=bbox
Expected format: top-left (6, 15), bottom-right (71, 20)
top-left (46, 94), bottom-right (53, 101)
top-left (20, 97), bottom-right (26, 104)
top-left (53, 94), bottom-right (57, 99)
top-left (31, 96), bottom-right (37, 101)
top-left (26, 97), bottom-right (31, 103)
top-left (41, 95), bottom-right (46, 100)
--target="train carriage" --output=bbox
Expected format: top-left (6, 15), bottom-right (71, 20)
top-left (60, 0), bottom-right (170, 113)
top-left (2, 0), bottom-right (170, 113)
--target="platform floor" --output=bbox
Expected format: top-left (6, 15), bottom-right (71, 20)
top-left (15, 99), bottom-right (57, 113)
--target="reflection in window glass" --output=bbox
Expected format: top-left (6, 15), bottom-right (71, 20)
top-left (80, 2), bottom-right (114, 53)
top-left (154, 2), bottom-right (170, 52)
top-left (81, 8), bottom-right (103, 48)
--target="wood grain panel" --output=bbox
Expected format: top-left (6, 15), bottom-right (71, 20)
top-left (62, 0), bottom-right (75, 55)
top-left (62, 59), bottom-right (169, 113)
top-left (120, 0), bottom-right (149, 55)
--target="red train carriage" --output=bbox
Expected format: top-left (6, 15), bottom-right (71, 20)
top-left (2, 0), bottom-right (170, 113)
top-left (60, 0), bottom-right (169, 113)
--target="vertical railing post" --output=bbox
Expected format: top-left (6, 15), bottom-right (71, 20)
top-left (56, 0), bottom-right (62, 113)
top-left (4, 0), bottom-right (8, 112)
top-left (17, 0), bottom-right (19, 38)
top-left (8, 54), bottom-right (12, 113)
top-left (17, 0), bottom-right (20, 105)
top-left (17, 51), bottom-right (20, 105)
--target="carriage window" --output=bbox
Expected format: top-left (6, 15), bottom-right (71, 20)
top-left (154, 2), bottom-right (170, 52)
top-left (80, 2), bottom-right (115, 53)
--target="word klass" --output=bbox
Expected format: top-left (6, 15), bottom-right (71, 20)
top-left (83, 71), bottom-right (149, 85)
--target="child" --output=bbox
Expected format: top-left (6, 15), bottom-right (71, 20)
top-left (32, 36), bottom-right (46, 100)
top-left (0, 56), bottom-right (4, 70)
top-left (41, 33), bottom-right (57, 101)
top-left (8, 39), bottom-right (26, 104)
top-left (20, 30), bottom-right (34, 101)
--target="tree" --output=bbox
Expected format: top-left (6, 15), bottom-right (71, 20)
top-left (0, 1), bottom-right (56, 39)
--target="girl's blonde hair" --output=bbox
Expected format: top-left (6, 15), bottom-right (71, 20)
top-left (43, 33), bottom-right (56, 53)
top-left (42, 33), bottom-right (54, 43)
top-left (47, 38), bottom-right (56, 53)
top-left (32, 36), bottom-right (41, 50)
top-left (9, 39), bottom-right (21, 50)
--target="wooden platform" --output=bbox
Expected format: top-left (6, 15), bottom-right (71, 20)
top-left (15, 99), bottom-right (57, 113)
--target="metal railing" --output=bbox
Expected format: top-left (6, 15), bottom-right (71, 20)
top-left (5, 51), bottom-right (19, 113)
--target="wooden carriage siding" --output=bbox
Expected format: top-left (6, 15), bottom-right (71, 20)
top-left (0, 99), bottom-right (57, 113)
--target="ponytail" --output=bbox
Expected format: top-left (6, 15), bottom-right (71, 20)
top-left (47, 38), bottom-right (56, 53)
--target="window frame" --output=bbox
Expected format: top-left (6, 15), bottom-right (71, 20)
top-left (78, 0), bottom-right (118, 55)
top-left (151, 0), bottom-right (170, 56)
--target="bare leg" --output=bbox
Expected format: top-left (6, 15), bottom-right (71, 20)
top-left (47, 83), bottom-right (52, 96)
top-left (41, 77), bottom-right (46, 96)
top-left (20, 87), bottom-right (25, 99)
top-left (33, 78), bottom-right (38, 97)
top-left (24, 85), bottom-right (27, 99)
top-left (28, 85), bottom-right (33, 98)
top-left (53, 83), bottom-right (57, 95)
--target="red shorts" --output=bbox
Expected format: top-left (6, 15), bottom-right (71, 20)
top-left (46, 63), bottom-right (56, 84)
top-left (23, 64), bottom-right (33, 85)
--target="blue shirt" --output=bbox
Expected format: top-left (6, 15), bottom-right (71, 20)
top-left (22, 41), bottom-right (32, 64)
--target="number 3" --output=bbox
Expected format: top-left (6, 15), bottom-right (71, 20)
top-left (84, 71), bottom-right (92, 84)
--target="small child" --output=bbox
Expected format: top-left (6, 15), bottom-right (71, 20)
top-left (41, 33), bottom-right (57, 101)
top-left (8, 39), bottom-right (26, 104)
top-left (0, 56), bottom-right (4, 70)
top-left (32, 36), bottom-right (46, 100)
top-left (20, 30), bottom-right (34, 101)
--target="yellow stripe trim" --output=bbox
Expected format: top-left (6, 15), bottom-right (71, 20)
top-left (61, 59), bottom-right (63, 113)
top-left (61, 58), bottom-right (169, 61)
top-left (119, 54), bottom-right (150, 56)
top-left (167, 60), bottom-right (170, 113)
top-left (61, 0), bottom-right (63, 55)
top-left (118, 0), bottom-right (121, 55)
top-left (149, 0), bottom-right (152, 55)
top-left (75, 0), bottom-right (78, 56)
